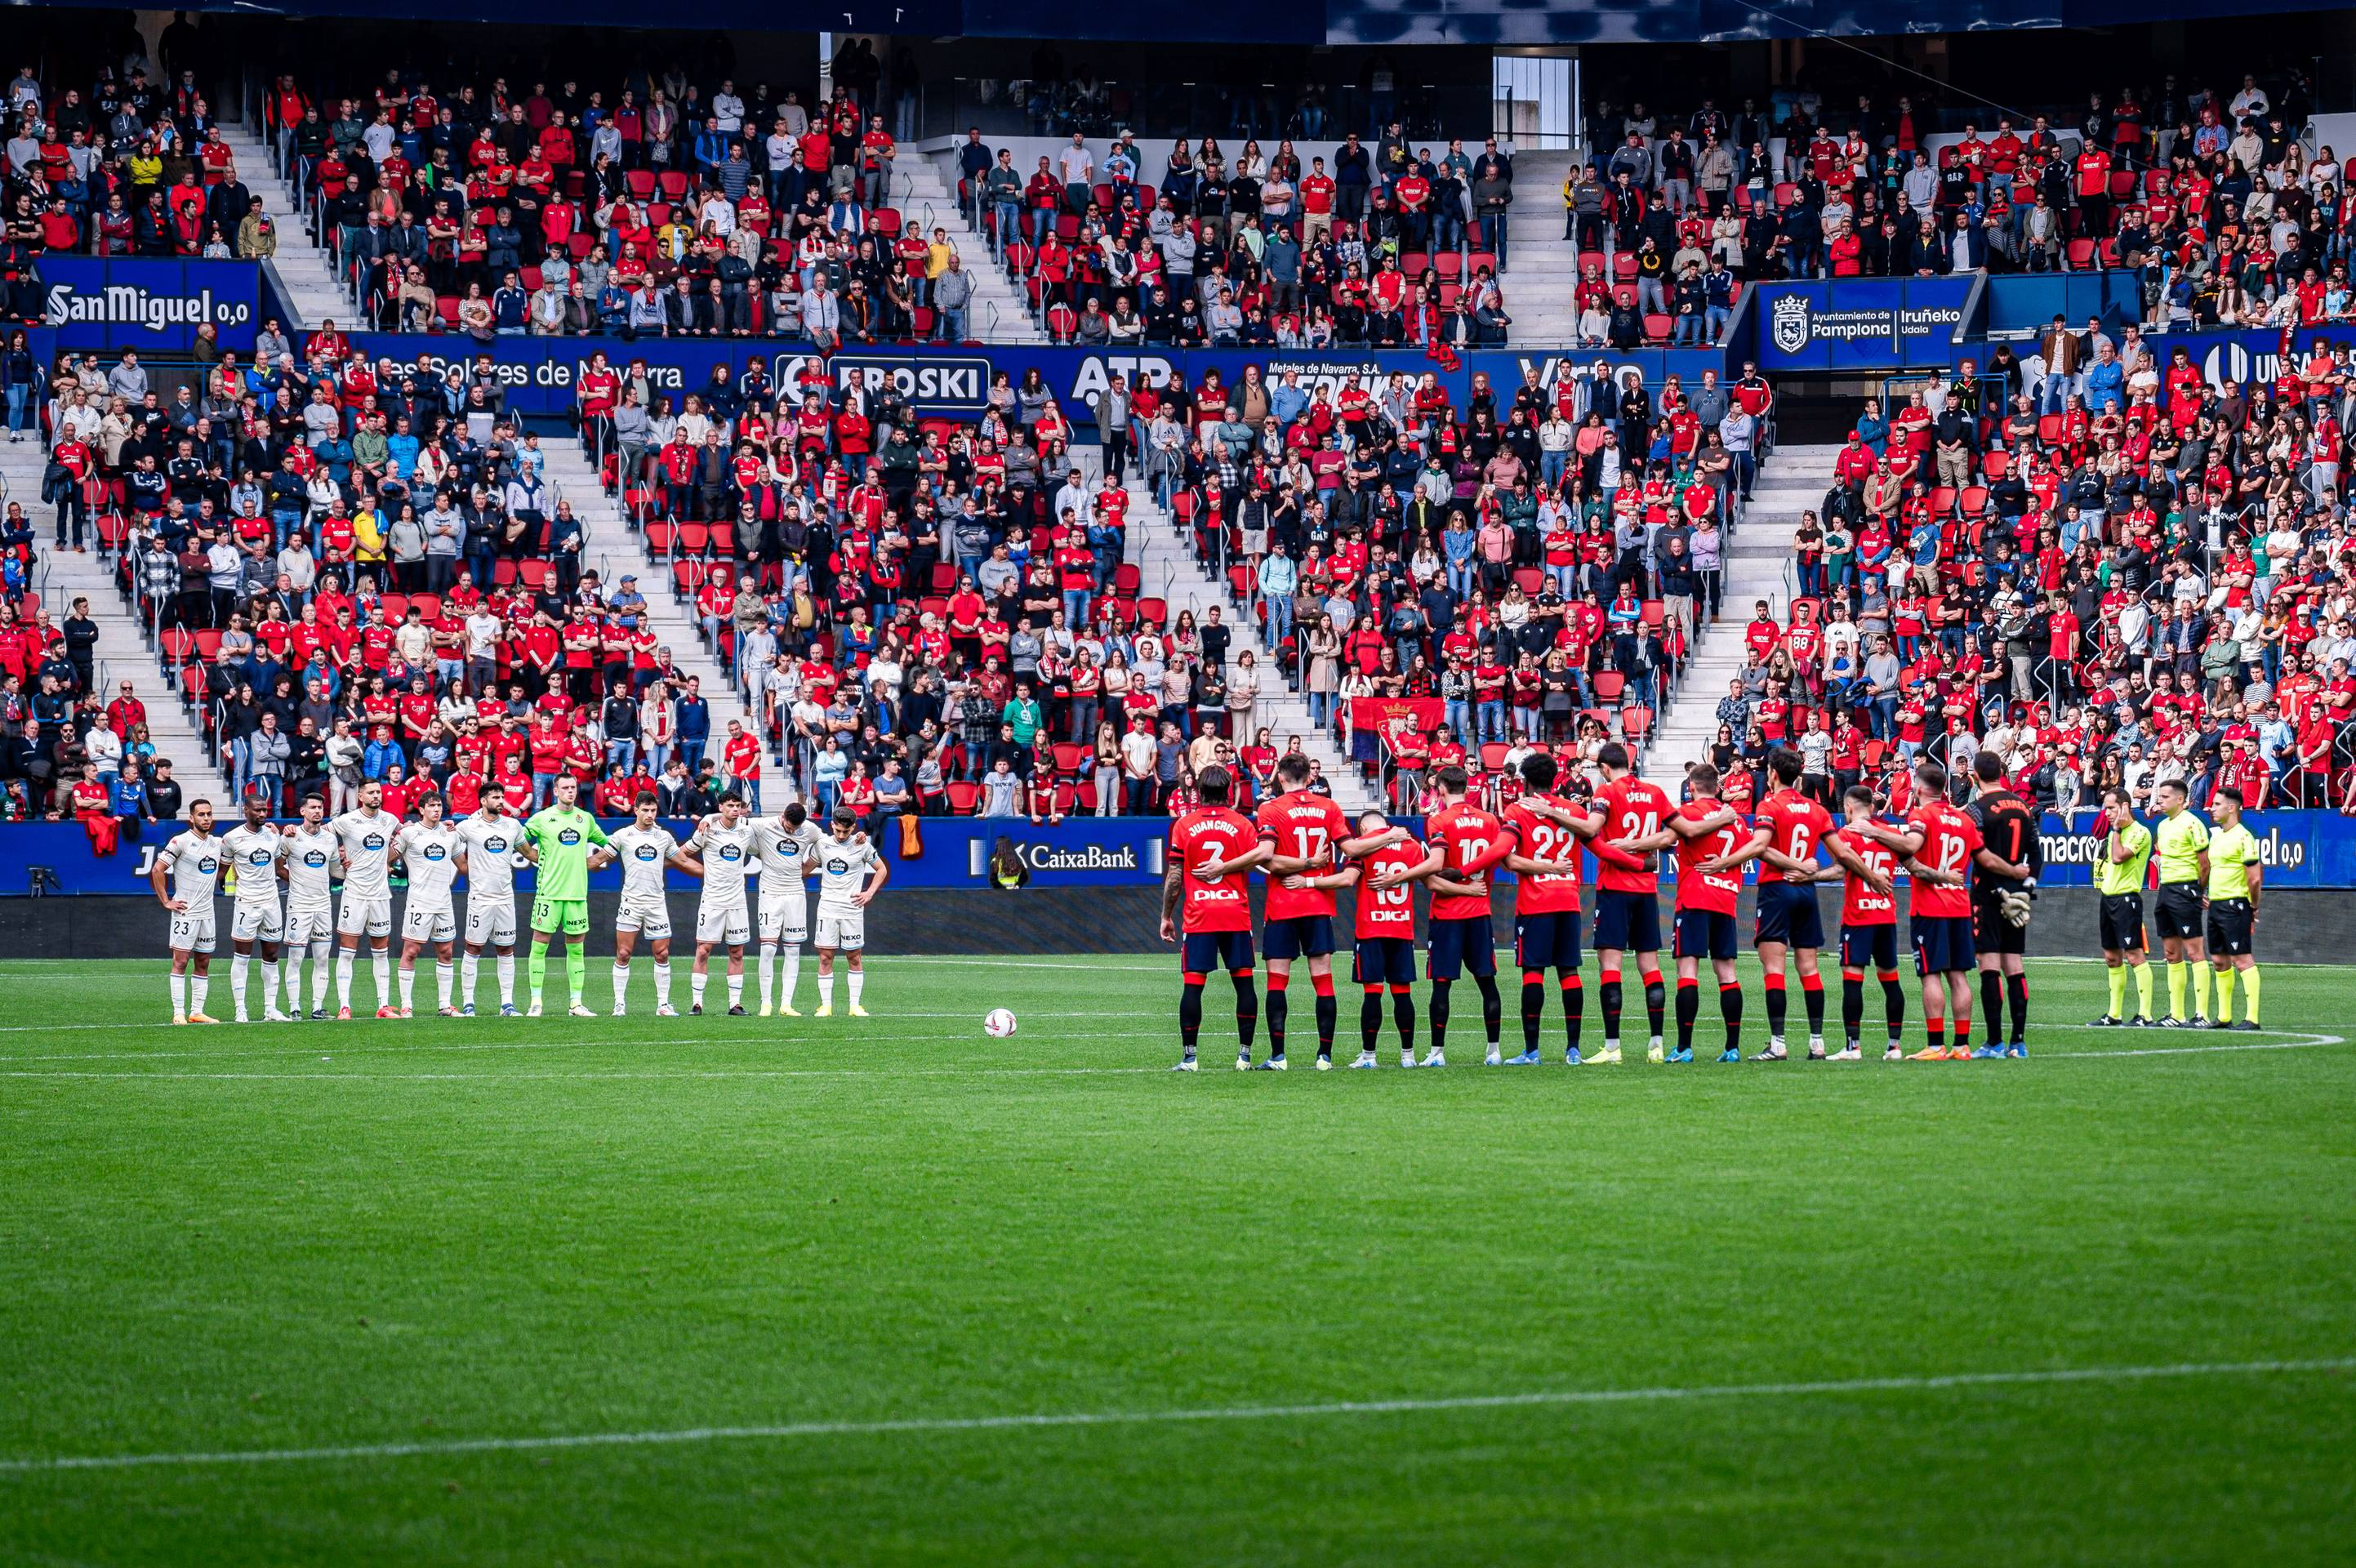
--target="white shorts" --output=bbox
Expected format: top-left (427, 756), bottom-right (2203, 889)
top-left (283, 904), bottom-right (335, 948)
top-left (616, 896), bottom-right (672, 941)
top-left (696, 902), bottom-right (750, 947)
top-left (336, 894), bottom-right (394, 938)
top-left (465, 898), bottom-right (518, 948)
top-left (402, 904), bottom-right (457, 944)
top-left (229, 902), bottom-right (284, 943)
top-left (815, 911), bottom-right (866, 951)
top-left (758, 894), bottom-right (808, 944)
top-left (168, 907), bottom-right (216, 955)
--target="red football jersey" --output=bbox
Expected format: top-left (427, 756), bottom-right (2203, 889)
top-left (1592, 776), bottom-right (1674, 893)
top-left (1904, 800), bottom-right (1984, 919)
top-left (1754, 788), bottom-right (1835, 884)
top-left (1255, 789), bottom-right (1352, 921)
top-left (1502, 794), bottom-right (1588, 915)
top-left (1831, 824), bottom-right (1899, 928)
top-left (1424, 800), bottom-right (1507, 922)
top-left (1672, 799), bottom-right (1746, 915)
top-left (1352, 835), bottom-right (1424, 940)
top-left (1169, 806), bottom-right (1257, 933)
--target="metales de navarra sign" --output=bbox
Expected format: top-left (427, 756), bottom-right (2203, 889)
top-left (38, 257), bottom-right (260, 352)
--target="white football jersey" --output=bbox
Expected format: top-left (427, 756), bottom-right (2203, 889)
top-left (282, 823), bottom-right (339, 911)
top-left (157, 829), bottom-right (224, 906)
top-left (814, 834), bottom-right (882, 915)
top-left (332, 808), bottom-right (401, 899)
top-left (606, 822), bottom-right (681, 905)
top-left (750, 817), bottom-right (825, 900)
top-left (688, 816), bottom-right (757, 909)
top-left (219, 823), bottom-right (286, 907)
top-left (397, 822), bottom-right (464, 912)
top-left (457, 811), bottom-right (524, 903)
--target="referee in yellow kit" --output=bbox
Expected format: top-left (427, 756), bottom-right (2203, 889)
top-left (2151, 780), bottom-right (2210, 1027)
top-left (2202, 786), bottom-right (2264, 1031)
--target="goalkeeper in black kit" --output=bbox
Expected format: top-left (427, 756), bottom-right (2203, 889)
top-left (1965, 751), bottom-right (2043, 1058)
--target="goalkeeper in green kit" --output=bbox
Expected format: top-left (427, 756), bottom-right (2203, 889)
top-left (521, 773), bottom-right (611, 1018)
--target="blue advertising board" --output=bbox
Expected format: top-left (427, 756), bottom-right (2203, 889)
top-left (36, 256), bottom-right (261, 354)
top-left (9, 808), bottom-right (2355, 898)
top-left (1753, 278), bottom-right (1975, 372)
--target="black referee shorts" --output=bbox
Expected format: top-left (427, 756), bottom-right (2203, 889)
top-left (2205, 898), bottom-right (2255, 958)
top-left (2155, 884), bottom-right (2205, 942)
top-left (2098, 892), bottom-right (2146, 953)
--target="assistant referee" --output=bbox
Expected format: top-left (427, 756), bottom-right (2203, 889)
top-left (2092, 786), bottom-right (2155, 1027)
top-left (2151, 779), bottom-right (2210, 1027)
top-left (2202, 786), bottom-right (2264, 1031)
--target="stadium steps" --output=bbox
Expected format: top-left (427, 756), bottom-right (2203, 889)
top-left (897, 158), bottom-right (1049, 345)
top-left (0, 439), bottom-right (236, 804)
top-left (1499, 150), bottom-right (1583, 344)
top-left (1113, 474), bottom-right (1378, 814)
top-left (216, 121), bottom-right (358, 335)
top-left (534, 437), bottom-right (759, 778)
top-left (1638, 442), bottom-right (1842, 788)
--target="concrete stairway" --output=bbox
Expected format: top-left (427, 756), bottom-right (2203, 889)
top-left (1499, 149), bottom-right (1582, 344)
top-left (899, 157), bottom-right (1049, 344)
top-left (215, 119), bottom-right (354, 333)
top-left (1638, 443), bottom-right (1838, 787)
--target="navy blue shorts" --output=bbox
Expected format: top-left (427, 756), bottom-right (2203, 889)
top-left (1840, 923), bottom-right (1899, 972)
top-left (1512, 911), bottom-right (1583, 974)
top-left (1182, 929), bottom-right (1254, 975)
top-left (1754, 882), bottom-right (1827, 950)
top-left (1673, 906), bottom-right (1740, 962)
top-left (1910, 914), bottom-right (1976, 977)
top-left (1262, 913), bottom-right (1337, 961)
top-left (1426, 915), bottom-right (1497, 981)
top-left (1592, 889), bottom-right (1662, 955)
top-left (1352, 935), bottom-right (1418, 987)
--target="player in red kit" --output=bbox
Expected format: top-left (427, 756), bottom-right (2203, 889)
top-left (1823, 784), bottom-right (1908, 1060)
top-left (1586, 742), bottom-right (1677, 1063)
top-left (1252, 754), bottom-right (1352, 1069)
top-left (1381, 764), bottom-right (1513, 1067)
top-left (1726, 749), bottom-right (1837, 1060)
top-left (1157, 765), bottom-right (1265, 1071)
top-left (1666, 764), bottom-right (1750, 1062)
top-left (1499, 752), bottom-right (1622, 1064)
top-left (1316, 809), bottom-right (1428, 1067)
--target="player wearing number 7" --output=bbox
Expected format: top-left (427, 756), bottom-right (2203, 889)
top-left (1251, 754), bottom-right (1353, 1070)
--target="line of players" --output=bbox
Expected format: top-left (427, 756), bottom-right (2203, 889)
top-left (149, 775), bottom-right (888, 1024)
top-left (1160, 741), bottom-right (2060, 1070)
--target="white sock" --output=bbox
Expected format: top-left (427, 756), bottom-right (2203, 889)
top-left (781, 947), bottom-right (800, 1009)
top-left (726, 972), bottom-right (743, 1008)
top-left (692, 969), bottom-right (708, 1008)
top-left (462, 951), bottom-right (479, 1008)
top-left (264, 957), bottom-right (283, 1012)
top-left (336, 950), bottom-right (354, 1009)
top-left (436, 961), bottom-right (454, 1011)
top-left (189, 974), bottom-right (210, 1017)
top-left (310, 944), bottom-right (332, 1009)
top-left (846, 969), bottom-right (864, 1009)
top-left (612, 960), bottom-right (630, 1011)
top-left (818, 970), bottom-right (835, 1009)
top-left (652, 960), bottom-right (671, 1009)
top-left (399, 965), bottom-right (416, 1012)
top-left (497, 952), bottom-right (515, 1005)
top-left (372, 951), bottom-right (391, 1010)
top-left (229, 952), bottom-right (251, 1018)
top-left (757, 942), bottom-right (776, 1008)
top-left (168, 970), bottom-right (186, 1020)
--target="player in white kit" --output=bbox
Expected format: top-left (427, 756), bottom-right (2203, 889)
top-left (151, 798), bottom-right (223, 1023)
top-left (278, 795), bottom-right (341, 1018)
top-left (331, 780), bottom-right (402, 1018)
top-left (812, 806), bottom-right (889, 1017)
top-left (393, 793), bottom-right (464, 1016)
top-left (685, 791), bottom-right (757, 1015)
top-left (220, 793), bottom-right (292, 1023)
top-left (750, 800), bottom-right (823, 1017)
top-left (602, 791), bottom-right (694, 1017)
top-left (456, 791), bottom-right (524, 1016)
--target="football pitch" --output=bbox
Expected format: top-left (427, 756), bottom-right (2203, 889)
top-left (4, 952), bottom-right (2353, 1565)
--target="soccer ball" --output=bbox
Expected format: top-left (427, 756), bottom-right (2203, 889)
top-left (983, 1008), bottom-right (1018, 1038)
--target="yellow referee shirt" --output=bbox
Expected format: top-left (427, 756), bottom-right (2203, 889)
top-left (2206, 823), bottom-right (2260, 903)
top-left (2096, 820), bottom-right (2152, 897)
top-left (2154, 810), bottom-right (2209, 886)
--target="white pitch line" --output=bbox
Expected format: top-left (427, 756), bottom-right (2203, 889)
top-left (2, 1356), bottom-right (2345, 1475)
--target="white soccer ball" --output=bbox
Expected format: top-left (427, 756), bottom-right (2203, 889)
top-left (983, 1007), bottom-right (1019, 1038)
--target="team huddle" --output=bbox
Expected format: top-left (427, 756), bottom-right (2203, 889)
top-left (1160, 740), bottom-right (2268, 1071)
top-left (149, 774), bottom-right (888, 1025)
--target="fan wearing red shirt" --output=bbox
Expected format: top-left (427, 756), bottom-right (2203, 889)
top-left (1158, 764), bottom-right (1263, 1070)
top-left (1586, 742), bottom-right (1677, 1061)
top-left (1499, 751), bottom-right (1615, 1062)
top-left (1727, 750), bottom-right (1836, 1058)
top-left (1332, 809), bottom-right (1426, 1065)
top-left (1822, 783), bottom-right (1908, 1058)
top-left (1249, 755), bottom-right (1352, 1067)
top-left (1851, 759), bottom-right (2018, 1059)
top-left (1387, 764), bottom-right (1512, 1067)
top-left (1665, 764), bottom-right (1749, 1062)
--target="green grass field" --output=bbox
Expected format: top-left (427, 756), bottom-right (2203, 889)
top-left (4, 952), bottom-right (2354, 1566)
